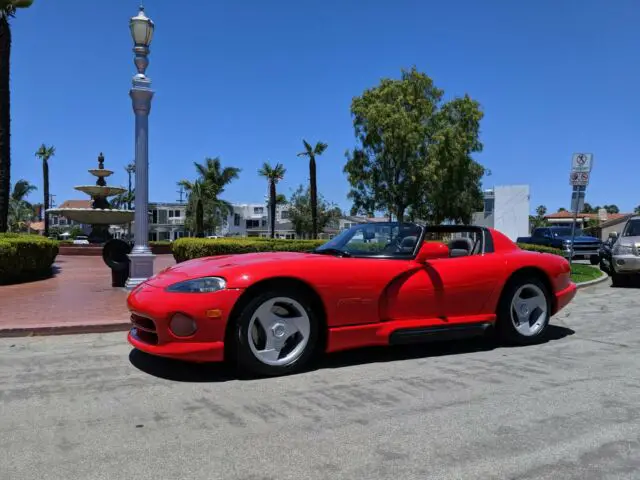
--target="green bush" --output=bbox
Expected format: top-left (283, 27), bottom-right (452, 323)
top-left (516, 243), bottom-right (564, 256)
top-left (172, 237), bottom-right (326, 263)
top-left (0, 233), bottom-right (59, 284)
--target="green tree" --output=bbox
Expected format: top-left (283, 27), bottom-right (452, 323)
top-left (7, 178), bottom-right (36, 231)
top-left (557, 207), bottom-right (567, 212)
top-left (529, 205), bottom-right (548, 229)
top-left (258, 162), bottom-right (286, 238)
top-left (35, 144), bottom-right (55, 237)
top-left (0, 0), bottom-right (33, 232)
top-left (179, 157), bottom-right (240, 236)
top-left (581, 203), bottom-right (595, 214)
top-left (288, 184), bottom-right (339, 238)
top-left (343, 68), bottom-right (485, 224)
top-left (603, 204), bottom-right (619, 214)
top-left (297, 140), bottom-right (328, 239)
top-left (634, 205), bottom-right (640, 215)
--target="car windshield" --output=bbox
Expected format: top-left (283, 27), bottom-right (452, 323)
top-left (314, 222), bottom-right (423, 257)
top-left (552, 228), bottom-right (583, 237)
top-left (622, 219), bottom-right (640, 237)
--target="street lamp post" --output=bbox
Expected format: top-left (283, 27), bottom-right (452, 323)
top-left (126, 6), bottom-right (155, 289)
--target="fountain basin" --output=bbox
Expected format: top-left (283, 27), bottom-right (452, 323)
top-left (74, 185), bottom-right (127, 197)
top-left (46, 208), bottom-right (134, 225)
top-left (88, 169), bottom-right (114, 178)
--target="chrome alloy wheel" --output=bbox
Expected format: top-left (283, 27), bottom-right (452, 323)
top-left (509, 284), bottom-right (548, 337)
top-left (247, 297), bottom-right (311, 366)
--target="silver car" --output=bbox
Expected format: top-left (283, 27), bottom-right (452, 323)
top-left (610, 215), bottom-right (640, 287)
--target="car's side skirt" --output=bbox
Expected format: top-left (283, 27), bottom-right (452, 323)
top-left (326, 314), bottom-right (496, 353)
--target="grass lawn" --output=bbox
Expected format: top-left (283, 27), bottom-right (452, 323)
top-left (571, 263), bottom-right (604, 283)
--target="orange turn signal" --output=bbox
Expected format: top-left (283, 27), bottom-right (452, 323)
top-left (206, 309), bottom-right (222, 318)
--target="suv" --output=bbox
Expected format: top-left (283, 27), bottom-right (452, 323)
top-left (609, 215), bottom-right (640, 287)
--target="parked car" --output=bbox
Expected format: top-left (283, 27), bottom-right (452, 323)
top-left (72, 235), bottom-right (90, 245)
top-left (517, 226), bottom-right (601, 264)
top-left (127, 223), bottom-right (577, 377)
top-left (608, 215), bottom-right (640, 287)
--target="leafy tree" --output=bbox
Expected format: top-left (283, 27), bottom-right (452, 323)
top-left (0, 0), bottom-right (33, 232)
top-left (581, 203), bottom-right (595, 214)
top-left (288, 184), bottom-right (339, 238)
top-left (7, 178), bottom-right (36, 231)
top-left (297, 140), bottom-right (327, 239)
top-left (529, 205), bottom-right (548, 229)
top-left (178, 157), bottom-right (240, 236)
top-left (557, 207), bottom-right (567, 212)
top-left (258, 162), bottom-right (286, 238)
top-left (635, 205), bottom-right (640, 215)
top-left (343, 67), bottom-right (485, 224)
top-left (603, 204), bottom-right (619, 214)
top-left (34, 144), bottom-right (55, 237)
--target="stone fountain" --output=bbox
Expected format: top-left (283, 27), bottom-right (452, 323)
top-left (47, 153), bottom-right (135, 244)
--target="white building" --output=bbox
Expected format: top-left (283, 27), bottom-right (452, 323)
top-left (472, 185), bottom-right (530, 241)
top-left (221, 203), bottom-right (297, 238)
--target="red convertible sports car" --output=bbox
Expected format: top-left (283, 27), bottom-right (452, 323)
top-left (127, 223), bottom-right (577, 376)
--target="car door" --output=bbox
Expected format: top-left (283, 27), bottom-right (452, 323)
top-left (385, 252), bottom-right (505, 322)
top-left (532, 228), bottom-right (551, 246)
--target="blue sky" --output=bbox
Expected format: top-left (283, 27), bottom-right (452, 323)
top-left (9, 0), bottom-right (640, 214)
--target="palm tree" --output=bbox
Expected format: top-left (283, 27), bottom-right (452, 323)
top-left (125, 162), bottom-right (135, 209)
top-left (258, 162), bottom-right (286, 238)
top-left (0, 0), bottom-right (33, 232)
top-left (7, 178), bottom-right (36, 232)
top-left (177, 179), bottom-right (206, 237)
top-left (35, 143), bottom-right (55, 237)
top-left (179, 157), bottom-right (240, 236)
top-left (297, 140), bottom-right (328, 239)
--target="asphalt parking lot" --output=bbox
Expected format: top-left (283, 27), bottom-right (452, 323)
top-left (1, 279), bottom-right (639, 480)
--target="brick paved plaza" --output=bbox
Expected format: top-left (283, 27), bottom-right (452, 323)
top-left (0, 255), bottom-right (176, 335)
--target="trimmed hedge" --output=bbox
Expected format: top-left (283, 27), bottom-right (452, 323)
top-left (0, 233), bottom-right (59, 284)
top-left (172, 237), bottom-right (325, 263)
top-left (516, 243), bottom-right (564, 256)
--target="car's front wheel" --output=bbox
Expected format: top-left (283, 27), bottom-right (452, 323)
top-left (590, 255), bottom-right (600, 266)
top-left (234, 290), bottom-right (319, 377)
top-left (497, 276), bottom-right (551, 345)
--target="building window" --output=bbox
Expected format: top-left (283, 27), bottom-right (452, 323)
top-left (253, 207), bottom-right (264, 214)
top-left (281, 210), bottom-right (289, 219)
top-left (483, 198), bottom-right (494, 214)
top-left (151, 209), bottom-right (158, 224)
top-left (246, 219), bottom-right (260, 229)
top-left (261, 220), bottom-right (267, 227)
top-left (234, 213), bottom-right (241, 226)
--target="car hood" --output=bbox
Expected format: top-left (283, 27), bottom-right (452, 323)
top-left (143, 251), bottom-right (315, 288)
top-left (617, 235), bottom-right (640, 246)
top-left (555, 235), bottom-right (599, 242)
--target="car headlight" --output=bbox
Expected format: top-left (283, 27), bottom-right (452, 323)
top-left (166, 276), bottom-right (226, 293)
top-left (613, 244), bottom-right (633, 256)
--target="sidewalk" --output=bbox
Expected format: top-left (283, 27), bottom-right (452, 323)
top-left (0, 255), bottom-right (176, 337)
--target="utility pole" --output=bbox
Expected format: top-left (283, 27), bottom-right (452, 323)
top-left (176, 185), bottom-right (185, 204)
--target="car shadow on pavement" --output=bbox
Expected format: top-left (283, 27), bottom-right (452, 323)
top-left (128, 325), bottom-right (575, 383)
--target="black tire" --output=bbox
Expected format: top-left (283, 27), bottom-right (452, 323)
top-left (590, 255), bottom-right (600, 266)
top-left (611, 272), bottom-right (626, 288)
top-left (497, 276), bottom-right (551, 346)
top-left (233, 289), bottom-right (320, 377)
top-left (599, 259), bottom-right (610, 275)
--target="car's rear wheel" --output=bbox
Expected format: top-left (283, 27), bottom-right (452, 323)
top-left (497, 276), bottom-right (551, 345)
top-left (234, 290), bottom-right (319, 377)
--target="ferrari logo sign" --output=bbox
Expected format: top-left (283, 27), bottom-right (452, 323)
top-left (569, 171), bottom-right (589, 186)
top-left (571, 153), bottom-right (594, 173)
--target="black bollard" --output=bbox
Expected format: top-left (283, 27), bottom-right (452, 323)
top-left (102, 239), bottom-right (133, 287)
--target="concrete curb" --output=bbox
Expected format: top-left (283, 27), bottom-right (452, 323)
top-left (0, 322), bottom-right (130, 338)
top-left (576, 271), bottom-right (609, 289)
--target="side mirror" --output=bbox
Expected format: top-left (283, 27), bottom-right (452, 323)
top-left (609, 231), bottom-right (618, 240)
top-left (415, 242), bottom-right (449, 263)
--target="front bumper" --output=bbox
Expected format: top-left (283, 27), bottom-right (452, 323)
top-left (612, 254), bottom-right (640, 274)
top-left (555, 282), bottom-right (577, 314)
top-left (126, 282), bottom-right (243, 362)
top-left (562, 248), bottom-right (600, 259)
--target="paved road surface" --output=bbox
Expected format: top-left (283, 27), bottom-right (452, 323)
top-left (1, 280), bottom-right (639, 480)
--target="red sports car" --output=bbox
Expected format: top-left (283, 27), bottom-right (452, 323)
top-left (127, 223), bottom-right (577, 376)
